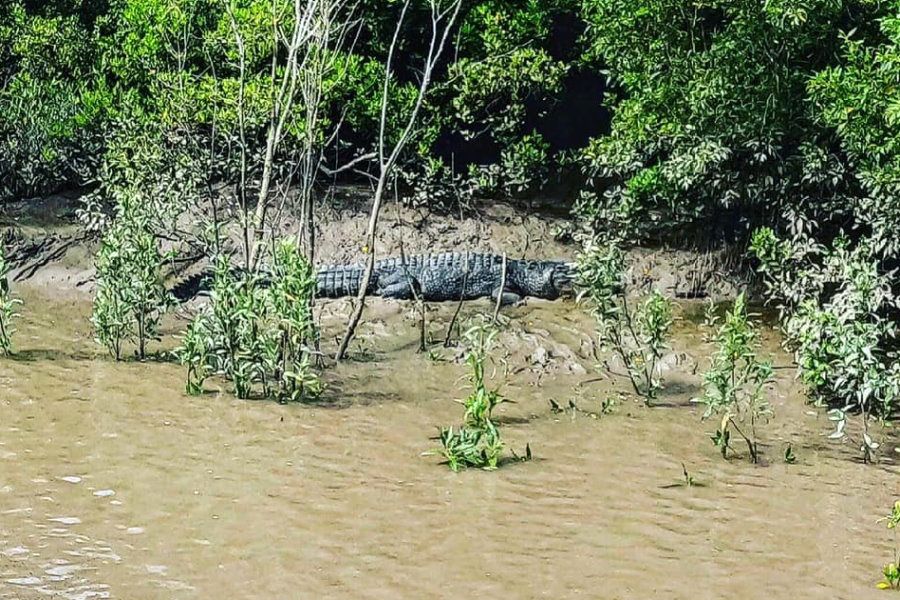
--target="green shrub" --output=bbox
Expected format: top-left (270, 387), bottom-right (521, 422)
top-left (0, 7), bottom-right (107, 200)
top-left (575, 0), bottom-right (854, 240)
top-left (92, 204), bottom-right (173, 360)
top-left (177, 241), bottom-right (320, 402)
top-left (693, 294), bottom-right (773, 463)
top-left (752, 227), bottom-right (900, 460)
top-left (576, 238), bottom-right (674, 402)
top-left (0, 245), bottom-right (21, 355)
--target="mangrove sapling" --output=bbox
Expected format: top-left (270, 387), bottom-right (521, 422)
top-left (0, 245), bottom-right (21, 355)
top-left (176, 243), bottom-right (321, 402)
top-left (783, 443), bottom-right (797, 464)
top-left (178, 313), bottom-right (214, 395)
top-left (878, 501), bottom-right (900, 590)
top-left (751, 228), bottom-right (900, 462)
top-left (825, 405), bottom-right (883, 464)
top-left (601, 394), bottom-right (620, 415)
top-left (577, 239), bottom-right (674, 402)
top-left (179, 258), bottom-right (263, 398)
top-left (92, 213), bottom-right (173, 360)
top-left (266, 240), bottom-right (321, 401)
top-left (660, 463), bottom-right (705, 489)
top-left (681, 463), bottom-right (696, 488)
top-left (694, 294), bottom-right (774, 463)
top-left (681, 463), bottom-right (700, 487)
top-left (437, 320), bottom-right (508, 471)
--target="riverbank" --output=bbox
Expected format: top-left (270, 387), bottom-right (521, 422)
top-left (2, 192), bottom-right (897, 599)
top-left (1, 189), bottom-right (750, 302)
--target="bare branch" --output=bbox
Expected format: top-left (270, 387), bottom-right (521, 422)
top-left (336, 0), bottom-right (463, 361)
top-left (319, 152), bottom-right (377, 177)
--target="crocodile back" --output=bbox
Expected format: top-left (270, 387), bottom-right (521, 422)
top-left (415, 252), bottom-right (502, 301)
top-left (315, 252), bottom-right (570, 301)
top-left (315, 255), bottom-right (428, 298)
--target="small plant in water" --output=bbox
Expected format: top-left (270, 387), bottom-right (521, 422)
top-left (176, 242), bottom-right (321, 402)
top-left (878, 501), bottom-right (900, 590)
top-left (437, 319), bottom-right (509, 471)
top-left (681, 463), bottom-right (695, 487)
top-left (661, 462), bottom-right (705, 489)
top-left (694, 294), bottom-right (774, 463)
top-left (601, 394), bottom-right (619, 415)
top-left (178, 310), bottom-right (214, 396)
top-left (0, 244), bottom-right (21, 355)
top-left (92, 209), bottom-right (173, 360)
top-left (783, 443), bottom-right (797, 464)
top-left (577, 238), bottom-right (674, 402)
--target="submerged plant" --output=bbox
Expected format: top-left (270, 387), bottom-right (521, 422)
top-left (694, 294), bottom-right (773, 463)
top-left (266, 240), bottom-right (321, 401)
top-left (681, 463), bottom-right (696, 487)
top-left (0, 245), bottom-right (21, 355)
top-left (601, 394), bottom-right (619, 415)
top-left (176, 241), bottom-right (320, 402)
top-left (878, 501), bottom-right (900, 590)
top-left (178, 313), bottom-right (214, 396)
top-left (438, 320), bottom-right (509, 471)
top-left (577, 238), bottom-right (674, 402)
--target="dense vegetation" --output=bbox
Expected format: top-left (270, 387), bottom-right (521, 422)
top-left (0, 0), bottom-right (586, 204)
top-left (3, 1), bottom-right (900, 436)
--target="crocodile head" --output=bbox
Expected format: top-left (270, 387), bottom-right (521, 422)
top-left (549, 261), bottom-right (576, 298)
top-left (516, 260), bottom-right (576, 299)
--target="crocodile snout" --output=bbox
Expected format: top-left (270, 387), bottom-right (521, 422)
top-left (551, 262), bottom-right (577, 296)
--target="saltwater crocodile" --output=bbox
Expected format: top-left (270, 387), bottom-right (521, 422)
top-left (171, 252), bottom-right (575, 303)
top-left (316, 252), bottom-right (575, 303)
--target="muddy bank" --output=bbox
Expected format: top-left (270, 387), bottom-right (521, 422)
top-left (1, 190), bottom-right (750, 301)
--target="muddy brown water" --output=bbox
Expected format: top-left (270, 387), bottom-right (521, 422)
top-left (0, 289), bottom-right (897, 599)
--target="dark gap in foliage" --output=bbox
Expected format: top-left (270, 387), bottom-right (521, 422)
top-left (547, 7), bottom-right (584, 62)
top-left (535, 68), bottom-right (609, 154)
top-left (432, 131), bottom-right (501, 170)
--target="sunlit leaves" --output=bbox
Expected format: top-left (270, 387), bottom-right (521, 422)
top-left (438, 319), bottom-right (507, 471)
top-left (576, 0), bottom-right (852, 237)
top-left (693, 294), bottom-right (773, 462)
top-left (176, 243), bottom-right (321, 401)
top-left (92, 198), bottom-right (174, 360)
top-left (752, 228), bottom-right (900, 420)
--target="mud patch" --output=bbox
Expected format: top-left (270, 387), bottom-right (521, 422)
top-left (2, 189), bottom-right (751, 301)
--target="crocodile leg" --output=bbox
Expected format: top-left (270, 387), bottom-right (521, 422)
top-left (380, 282), bottom-right (416, 299)
top-left (376, 267), bottom-right (419, 300)
top-left (492, 286), bottom-right (522, 306)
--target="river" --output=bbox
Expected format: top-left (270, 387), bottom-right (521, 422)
top-left (0, 289), bottom-right (896, 599)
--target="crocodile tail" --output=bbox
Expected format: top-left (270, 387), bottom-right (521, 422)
top-left (316, 264), bottom-right (368, 298)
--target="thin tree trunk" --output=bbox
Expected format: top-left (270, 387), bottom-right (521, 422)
top-left (444, 249), bottom-right (469, 347)
top-left (336, 0), bottom-right (461, 361)
top-left (335, 176), bottom-right (389, 360)
top-left (492, 253), bottom-right (507, 325)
